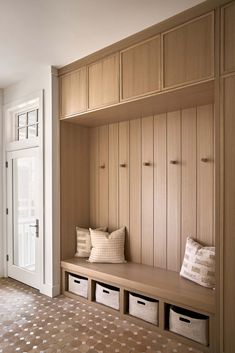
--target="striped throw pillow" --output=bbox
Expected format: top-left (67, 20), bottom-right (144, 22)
top-left (75, 227), bottom-right (107, 258)
top-left (180, 237), bottom-right (215, 288)
top-left (88, 227), bottom-right (126, 263)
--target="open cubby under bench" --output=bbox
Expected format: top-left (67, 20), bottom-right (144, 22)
top-left (61, 258), bottom-right (215, 352)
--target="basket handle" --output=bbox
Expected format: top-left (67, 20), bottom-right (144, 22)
top-left (74, 280), bottom-right (81, 284)
top-left (179, 317), bottom-right (190, 323)
top-left (137, 300), bottom-right (146, 305)
top-left (103, 289), bottom-right (110, 294)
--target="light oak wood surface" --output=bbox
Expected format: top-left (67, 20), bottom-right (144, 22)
top-left (129, 119), bottom-right (142, 263)
top-left (61, 258), bottom-right (215, 315)
top-left (197, 104), bottom-right (214, 245)
top-left (64, 80), bottom-right (214, 127)
top-left (141, 116), bottom-right (154, 266)
top-left (60, 122), bottom-right (90, 260)
top-left (223, 75), bottom-right (235, 353)
top-left (98, 126), bottom-right (109, 227)
top-left (118, 121), bottom-right (130, 259)
top-left (88, 53), bottom-right (119, 110)
top-left (167, 111), bottom-right (181, 271)
top-left (181, 108), bottom-right (197, 260)
top-left (89, 128), bottom-right (99, 228)
top-left (154, 113), bottom-right (167, 268)
top-left (88, 104), bottom-right (214, 271)
top-left (121, 36), bottom-right (161, 100)
top-left (108, 124), bottom-right (119, 231)
top-left (60, 67), bottom-right (87, 118)
top-left (162, 12), bottom-right (214, 89)
top-left (221, 2), bottom-right (235, 74)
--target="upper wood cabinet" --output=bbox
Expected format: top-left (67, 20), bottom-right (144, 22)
top-left (162, 12), bottom-right (214, 89)
top-left (88, 53), bottom-right (119, 110)
top-left (60, 67), bottom-right (87, 118)
top-left (121, 36), bottom-right (161, 100)
top-left (221, 2), bottom-right (235, 74)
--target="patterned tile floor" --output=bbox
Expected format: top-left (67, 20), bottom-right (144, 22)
top-left (0, 278), bottom-right (203, 353)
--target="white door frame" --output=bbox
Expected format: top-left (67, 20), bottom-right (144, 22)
top-left (3, 91), bottom-right (44, 291)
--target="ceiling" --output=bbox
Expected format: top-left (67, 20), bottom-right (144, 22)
top-left (0, 0), bottom-right (205, 89)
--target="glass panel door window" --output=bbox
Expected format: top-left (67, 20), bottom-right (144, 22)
top-left (17, 109), bottom-right (39, 141)
top-left (13, 156), bottom-right (39, 271)
top-left (7, 148), bottom-right (41, 290)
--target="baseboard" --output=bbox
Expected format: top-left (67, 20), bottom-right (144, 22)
top-left (40, 283), bottom-right (60, 297)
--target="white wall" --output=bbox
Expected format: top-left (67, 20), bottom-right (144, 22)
top-left (2, 66), bottom-right (60, 296)
top-left (0, 89), bottom-right (4, 277)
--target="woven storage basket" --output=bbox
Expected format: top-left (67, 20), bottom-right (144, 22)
top-left (68, 274), bottom-right (88, 298)
top-left (169, 306), bottom-right (209, 346)
top-left (95, 282), bottom-right (120, 310)
top-left (129, 293), bottom-right (158, 325)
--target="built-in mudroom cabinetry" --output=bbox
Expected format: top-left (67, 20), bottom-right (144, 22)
top-left (59, 1), bottom-right (235, 353)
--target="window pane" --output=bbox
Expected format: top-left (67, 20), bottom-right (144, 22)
top-left (28, 110), bottom-right (38, 125)
top-left (13, 156), bottom-right (38, 272)
top-left (28, 124), bottom-right (38, 139)
top-left (18, 127), bottom-right (27, 140)
top-left (18, 114), bottom-right (27, 127)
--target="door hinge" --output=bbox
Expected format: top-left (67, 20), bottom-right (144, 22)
top-left (6, 208), bottom-right (8, 215)
top-left (6, 255), bottom-right (9, 262)
top-left (5, 161), bottom-right (8, 168)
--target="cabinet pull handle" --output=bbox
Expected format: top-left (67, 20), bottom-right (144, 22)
top-left (201, 158), bottom-right (208, 163)
top-left (120, 163), bottom-right (126, 168)
top-left (170, 160), bottom-right (178, 165)
top-left (100, 164), bottom-right (105, 169)
top-left (143, 162), bottom-right (150, 166)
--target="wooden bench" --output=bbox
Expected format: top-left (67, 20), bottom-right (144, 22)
top-left (61, 258), bottom-right (215, 352)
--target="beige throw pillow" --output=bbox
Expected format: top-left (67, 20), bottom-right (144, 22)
top-left (88, 227), bottom-right (126, 263)
top-left (180, 237), bottom-right (215, 288)
top-left (75, 227), bottom-right (107, 258)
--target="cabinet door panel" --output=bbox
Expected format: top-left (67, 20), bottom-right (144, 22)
top-left (121, 36), bottom-right (160, 100)
top-left (129, 119), bottom-right (141, 263)
top-left (141, 116), bottom-right (154, 266)
top-left (99, 126), bottom-right (109, 227)
top-left (163, 13), bottom-right (214, 89)
top-left (221, 2), bottom-right (235, 74)
top-left (88, 53), bottom-right (119, 109)
top-left (60, 67), bottom-right (87, 118)
top-left (167, 111), bottom-right (181, 271)
top-left (197, 104), bottom-right (214, 245)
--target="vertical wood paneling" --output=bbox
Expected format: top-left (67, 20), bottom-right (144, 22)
top-left (90, 127), bottom-right (99, 228)
top-left (129, 119), bottom-right (142, 263)
top-left (118, 121), bottom-right (130, 259)
top-left (223, 76), bottom-right (235, 352)
top-left (141, 116), bottom-right (154, 266)
top-left (167, 111), bottom-right (181, 271)
top-left (108, 124), bottom-right (119, 231)
top-left (99, 126), bottom-right (109, 227)
top-left (154, 113), bottom-right (167, 268)
top-left (181, 108), bottom-right (197, 260)
top-left (61, 123), bottom-right (90, 260)
top-left (197, 104), bottom-right (214, 245)
top-left (88, 104), bottom-right (214, 270)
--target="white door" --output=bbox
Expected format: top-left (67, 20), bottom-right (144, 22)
top-left (7, 147), bottom-right (42, 289)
